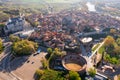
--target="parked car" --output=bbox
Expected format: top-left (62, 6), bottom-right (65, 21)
top-left (37, 48), bottom-right (41, 54)
top-left (54, 66), bottom-right (66, 71)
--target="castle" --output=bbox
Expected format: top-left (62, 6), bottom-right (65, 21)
top-left (4, 14), bottom-right (25, 35)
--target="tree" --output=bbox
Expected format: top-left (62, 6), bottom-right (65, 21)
top-left (116, 38), bottom-right (120, 46)
top-left (47, 48), bottom-right (53, 54)
top-left (47, 48), bottom-right (67, 70)
top-left (68, 71), bottom-right (81, 80)
top-left (104, 54), bottom-right (111, 62)
top-left (9, 35), bottom-right (20, 42)
top-left (12, 40), bottom-right (38, 56)
top-left (114, 46), bottom-right (120, 54)
top-left (104, 53), bottom-right (119, 65)
top-left (53, 48), bottom-right (66, 57)
top-left (0, 12), bottom-right (9, 22)
top-left (88, 68), bottom-right (96, 77)
top-left (110, 57), bottom-right (119, 64)
top-left (0, 39), bottom-right (3, 54)
top-left (40, 70), bottom-right (63, 80)
top-left (110, 29), bottom-right (117, 34)
top-left (34, 21), bottom-right (39, 27)
top-left (41, 58), bottom-right (48, 69)
top-left (104, 36), bottom-right (115, 47)
top-left (61, 51), bottom-right (67, 57)
top-left (117, 74), bottom-right (120, 80)
top-left (35, 69), bottom-right (44, 80)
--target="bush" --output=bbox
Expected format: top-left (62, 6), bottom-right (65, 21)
top-left (40, 70), bottom-right (63, 80)
top-left (68, 71), bottom-right (81, 80)
top-left (47, 48), bottom-right (53, 54)
top-left (110, 57), bottom-right (119, 64)
top-left (104, 54), bottom-right (119, 65)
top-left (98, 46), bottom-right (105, 54)
top-left (35, 69), bottom-right (44, 80)
top-left (88, 68), bottom-right (96, 77)
top-left (9, 35), bottom-right (20, 42)
top-left (41, 58), bottom-right (48, 69)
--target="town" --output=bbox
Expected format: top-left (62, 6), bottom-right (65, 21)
top-left (0, 0), bottom-right (120, 80)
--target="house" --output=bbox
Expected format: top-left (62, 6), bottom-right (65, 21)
top-left (4, 15), bottom-right (25, 35)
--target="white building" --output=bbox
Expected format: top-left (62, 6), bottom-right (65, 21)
top-left (4, 15), bottom-right (25, 35)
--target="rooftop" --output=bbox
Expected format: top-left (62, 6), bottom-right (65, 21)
top-left (81, 37), bottom-right (93, 43)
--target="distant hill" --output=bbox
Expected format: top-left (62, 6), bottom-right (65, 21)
top-left (1, 0), bottom-right (120, 2)
top-left (1, 0), bottom-right (45, 3)
top-left (0, 0), bottom-right (82, 3)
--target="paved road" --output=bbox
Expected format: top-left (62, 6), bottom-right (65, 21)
top-left (0, 42), bottom-right (21, 80)
top-left (89, 41), bottom-right (105, 59)
top-left (80, 43), bottom-right (87, 56)
top-left (97, 67), bottom-right (120, 79)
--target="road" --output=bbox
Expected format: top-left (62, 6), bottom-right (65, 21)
top-left (0, 42), bottom-right (21, 80)
top-left (89, 41), bottom-right (105, 59)
top-left (97, 67), bottom-right (120, 80)
top-left (80, 43), bottom-right (87, 56)
top-left (0, 20), bottom-right (35, 80)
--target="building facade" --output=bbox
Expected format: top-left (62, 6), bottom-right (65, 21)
top-left (4, 15), bottom-right (25, 35)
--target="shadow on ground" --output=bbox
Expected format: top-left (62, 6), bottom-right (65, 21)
top-left (0, 54), bottom-right (29, 72)
top-left (9, 56), bottom-right (29, 71)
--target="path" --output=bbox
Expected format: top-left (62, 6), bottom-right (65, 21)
top-left (89, 41), bottom-right (105, 59)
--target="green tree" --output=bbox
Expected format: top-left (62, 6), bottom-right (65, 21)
top-left (88, 68), bottom-right (96, 77)
top-left (104, 54), bottom-right (119, 65)
top-left (0, 12), bottom-right (9, 22)
top-left (12, 40), bottom-right (38, 56)
top-left (40, 70), bottom-right (63, 80)
top-left (0, 39), bottom-right (3, 54)
top-left (9, 35), bottom-right (20, 42)
top-left (116, 38), bottom-right (120, 46)
top-left (110, 29), bottom-right (117, 34)
top-left (118, 74), bottom-right (120, 80)
top-left (104, 36), bottom-right (115, 47)
top-left (114, 46), bottom-right (120, 54)
top-left (34, 21), bottom-right (39, 27)
top-left (41, 58), bottom-right (48, 69)
top-left (110, 57), bottom-right (119, 64)
top-left (47, 48), bottom-right (53, 54)
top-left (61, 51), bottom-right (67, 57)
top-left (68, 71), bottom-right (81, 80)
top-left (35, 69), bottom-right (44, 80)
top-left (53, 48), bottom-right (66, 57)
top-left (104, 54), bottom-right (111, 62)
top-left (46, 48), bottom-right (67, 70)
